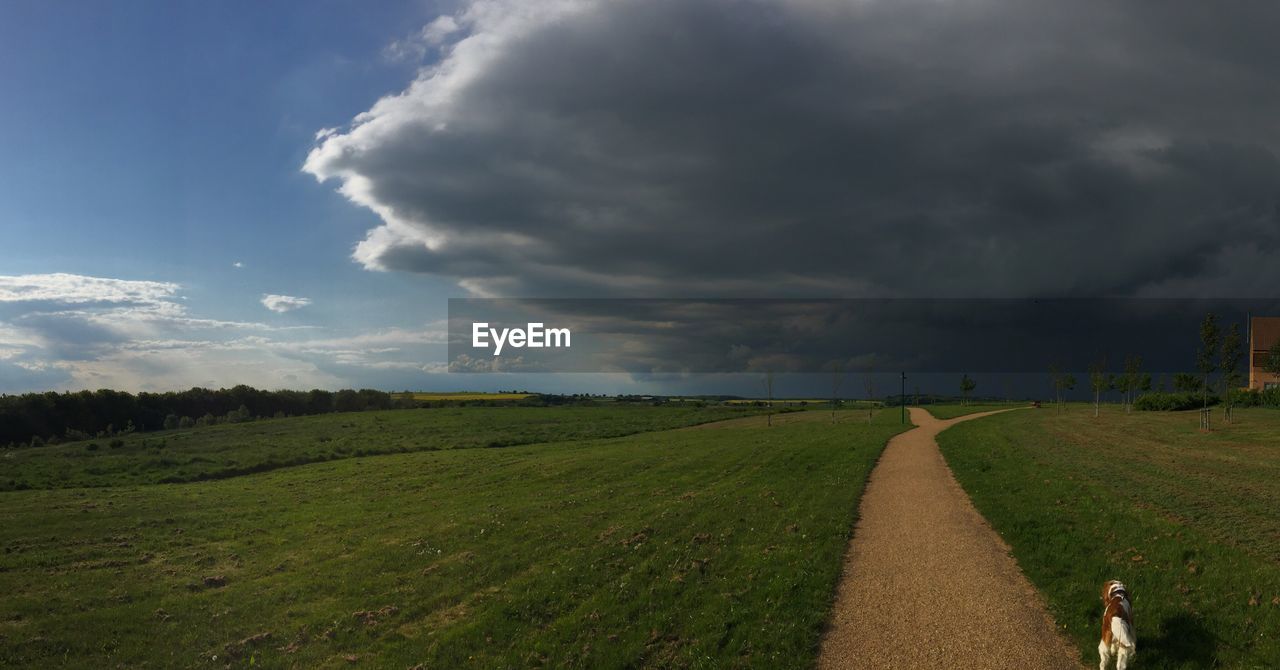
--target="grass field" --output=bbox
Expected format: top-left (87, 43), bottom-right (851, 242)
top-left (921, 403), bottom-right (1024, 419)
top-left (721, 399), bottom-right (878, 407)
top-left (938, 405), bottom-right (1280, 668)
top-left (0, 406), bottom-right (759, 491)
top-left (0, 408), bottom-right (908, 668)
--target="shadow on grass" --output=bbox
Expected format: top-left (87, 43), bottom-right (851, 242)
top-left (1145, 613), bottom-right (1218, 668)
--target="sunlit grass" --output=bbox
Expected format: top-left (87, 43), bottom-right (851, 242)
top-left (938, 406), bottom-right (1280, 668)
top-left (0, 410), bottom-right (908, 668)
top-left (0, 405), bottom-right (759, 491)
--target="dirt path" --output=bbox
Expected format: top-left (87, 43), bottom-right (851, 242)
top-left (818, 407), bottom-right (1084, 670)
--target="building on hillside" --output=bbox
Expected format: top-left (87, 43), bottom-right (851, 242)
top-left (1249, 316), bottom-right (1280, 390)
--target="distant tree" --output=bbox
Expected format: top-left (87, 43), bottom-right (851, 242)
top-left (960, 374), bottom-right (976, 405)
top-left (1049, 364), bottom-right (1075, 412)
top-left (225, 404), bottom-right (253, 424)
top-left (178, 416), bottom-right (195, 430)
top-left (163, 414), bottom-right (179, 430)
top-left (1118, 355), bottom-right (1143, 412)
top-left (762, 371), bottom-right (775, 427)
top-left (1061, 373), bottom-right (1077, 411)
top-left (1220, 323), bottom-right (1243, 422)
top-left (1198, 314), bottom-right (1220, 409)
top-left (1089, 359), bottom-right (1109, 418)
top-left (864, 377), bottom-right (876, 424)
top-left (1048, 364), bottom-right (1063, 410)
top-left (828, 363), bottom-right (845, 425)
top-left (1173, 372), bottom-right (1203, 394)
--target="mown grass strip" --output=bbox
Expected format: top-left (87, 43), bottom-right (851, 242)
top-left (0, 405), bottom-right (760, 491)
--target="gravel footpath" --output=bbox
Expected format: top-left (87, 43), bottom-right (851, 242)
top-left (818, 407), bottom-right (1085, 670)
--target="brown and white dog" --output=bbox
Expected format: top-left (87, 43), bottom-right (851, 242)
top-left (1099, 580), bottom-right (1136, 670)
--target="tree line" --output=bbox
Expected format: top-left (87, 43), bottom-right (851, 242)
top-left (1046, 313), bottom-right (1280, 415)
top-left (0, 386), bottom-right (408, 448)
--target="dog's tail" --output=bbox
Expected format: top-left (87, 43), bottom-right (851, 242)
top-left (1111, 616), bottom-right (1136, 651)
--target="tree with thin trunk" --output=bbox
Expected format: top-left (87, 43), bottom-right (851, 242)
top-left (960, 374), bottom-right (976, 405)
top-left (1120, 355), bottom-right (1142, 412)
top-left (762, 371), bottom-right (775, 427)
top-left (828, 363), bottom-right (845, 424)
top-left (1048, 364), bottom-right (1063, 411)
top-left (1220, 323), bottom-right (1243, 422)
top-left (1061, 373), bottom-right (1077, 411)
top-left (1089, 359), bottom-right (1108, 418)
top-left (1198, 314), bottom-right (1220, 410)
top-left (864, 376), bottom-right (876, 424)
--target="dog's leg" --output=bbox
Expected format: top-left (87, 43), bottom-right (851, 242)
top-left (1098, 640), bottom-right (1111, 670)
top-left (1116, 647), bottom-right (1132, 670)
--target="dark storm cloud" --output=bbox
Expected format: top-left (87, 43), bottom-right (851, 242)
top-left (306, 0), bottom-right (1280, 298)
top-left (448, 298), bottom-right (1278, 374)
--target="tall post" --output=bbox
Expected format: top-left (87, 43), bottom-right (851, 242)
top-left (901, 372), bottom-right (907, 424)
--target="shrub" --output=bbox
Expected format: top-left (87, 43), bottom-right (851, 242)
top-left (178, 416), bottom-right (195, 429)
top-left (1230, 388), bottom-right (1261, 408)
top-left (163, 414), bottom-right (180, 430)
top-left (1133, 392), bottom-right (1218, 411)
top-left (86, 442), bottom-right (100, 451)
top-left (109, 439), bottom-right (125, 449)
top-left (1263, 386), bottom-right (1280, 408)
top-left (225, 405), bottom-right (253, 424)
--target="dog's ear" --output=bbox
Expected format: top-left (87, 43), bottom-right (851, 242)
top-left (1101, 581), bottom-right (1111, 601)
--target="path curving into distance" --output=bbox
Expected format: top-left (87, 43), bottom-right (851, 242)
top-left (818, 407), bottom-right (1084, 670)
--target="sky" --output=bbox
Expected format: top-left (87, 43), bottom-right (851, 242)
top-left (2, 0), bottom-right (1278, 395)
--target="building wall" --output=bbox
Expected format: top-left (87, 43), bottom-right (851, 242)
top-left (1249, 316), bottom-right (1280, 390)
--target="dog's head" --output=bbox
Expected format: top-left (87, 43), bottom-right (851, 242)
top-left (1101, 580), bottom-right (1129, 602)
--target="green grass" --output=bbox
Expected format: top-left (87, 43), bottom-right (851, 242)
top-left (921, 403), bottom-right (1021, 419)
top-left (938, 406), bottom-right (1280, 668)
top-left (0, 405), bottom-right (761, 491)
top-left (0, 410), bottom-right (908, 668)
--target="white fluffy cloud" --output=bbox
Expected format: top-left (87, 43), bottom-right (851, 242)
top-left (260, 294), bottom-right (313, 313)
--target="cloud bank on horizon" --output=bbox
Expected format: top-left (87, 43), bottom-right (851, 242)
top-left (305, 0), bottom-right (1280, 299)
top-left (0, 273), bottom-right (446, 393)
